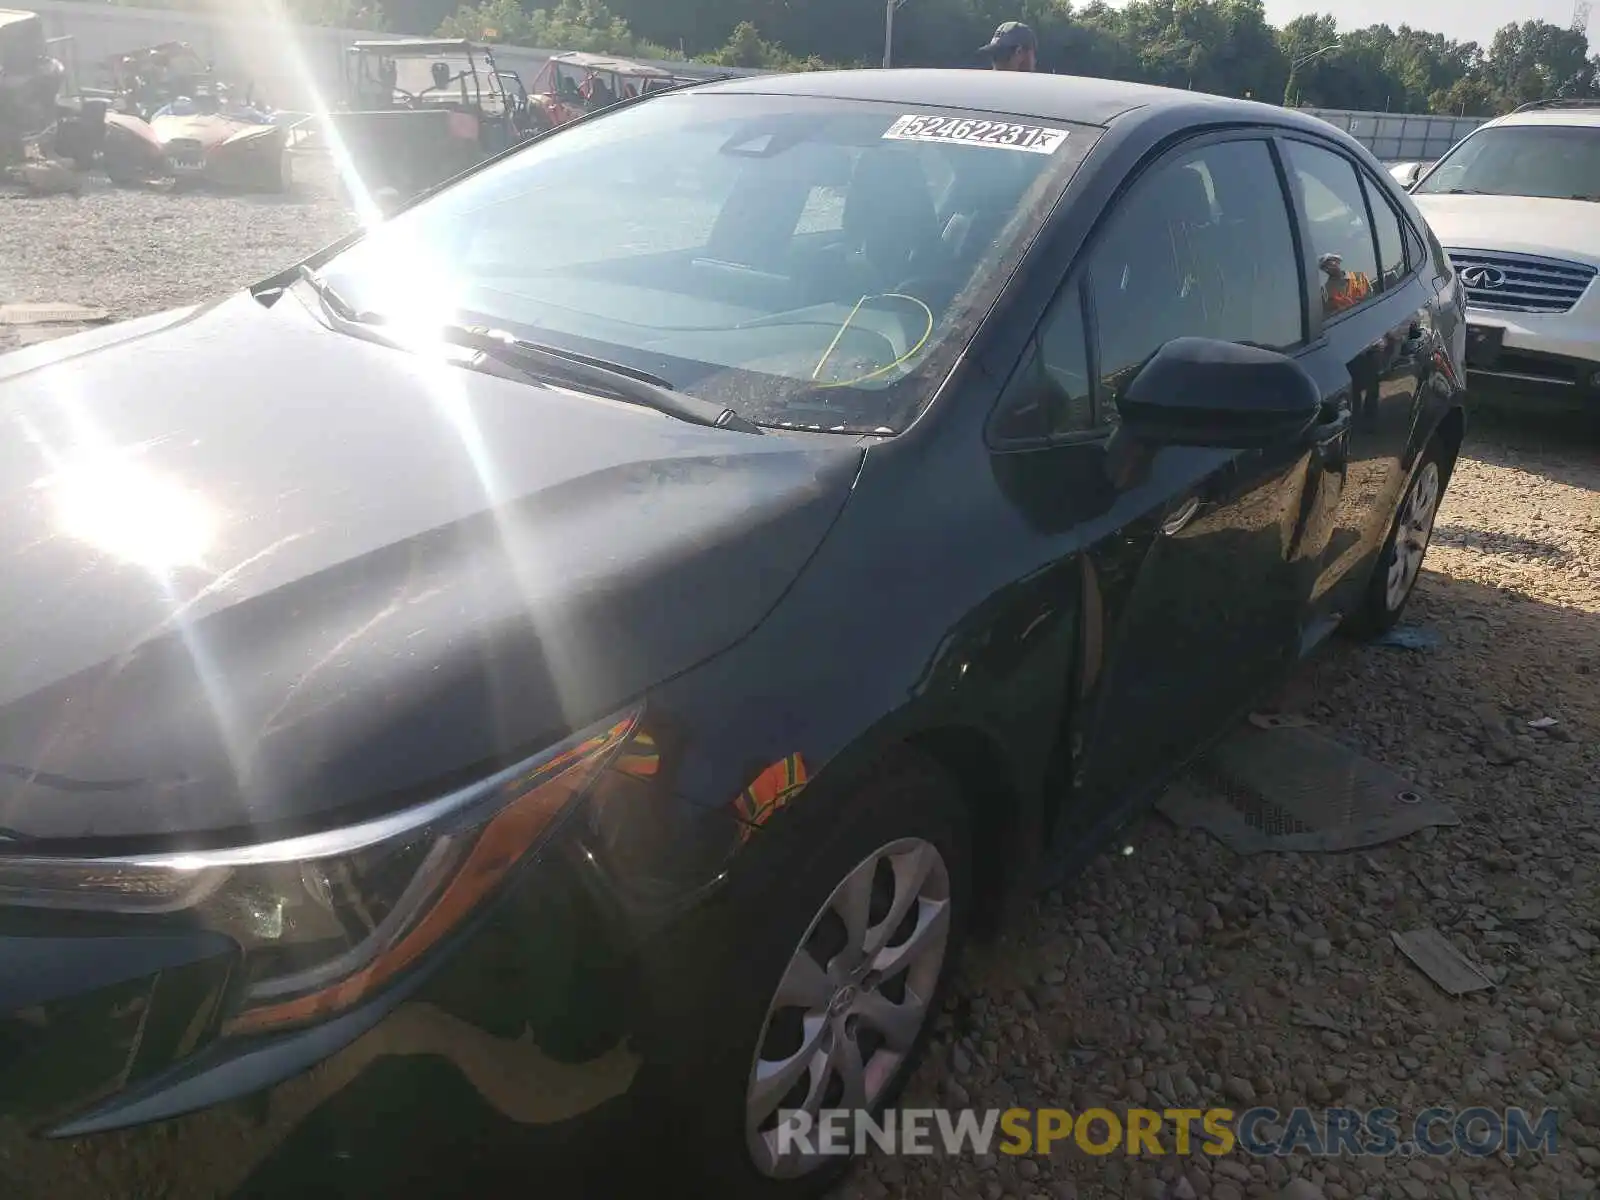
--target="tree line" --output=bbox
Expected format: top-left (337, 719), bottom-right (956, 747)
top-left (96, 0), bottom-right (1600, 115)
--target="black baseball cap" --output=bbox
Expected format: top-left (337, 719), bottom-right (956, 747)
top-left (978, 21), bottom-right (1037, 57)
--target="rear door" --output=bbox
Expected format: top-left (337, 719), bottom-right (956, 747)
top-left (986, 133), bottom-right (1323, 839)
top-left (1277, 139), bottom-right (1428, 633)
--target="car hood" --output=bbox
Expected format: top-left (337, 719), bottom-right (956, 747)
top-left (0, 291), bottom-right (863, 846)
top-left (1411, 193), bottom-right (1600, 266)
top-left (150, 112), bottom-right (280, 149)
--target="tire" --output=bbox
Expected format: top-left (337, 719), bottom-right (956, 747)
top-left (1347, 434), bottom-right (1451, 637)
top-left (263, 149), bottom-right (291, 194)
top-left (102, 149), bottom-right (143, 187)
top-left (641, 748), bottom-right (971, 1199)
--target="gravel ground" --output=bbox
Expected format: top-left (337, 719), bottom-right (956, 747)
top-left (2, 169), bottom-right (1597, 1200)
top-left (833, 417), bottom-right (1600, 1200)
top-left (0, 154), bottom-right (355, 353)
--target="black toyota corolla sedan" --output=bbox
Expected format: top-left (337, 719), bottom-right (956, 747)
top-left (1, 69), bottom-right (1464, 1198)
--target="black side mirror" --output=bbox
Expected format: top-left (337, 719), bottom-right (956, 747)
top-left (1118, 337), bottom-right (1321, 450)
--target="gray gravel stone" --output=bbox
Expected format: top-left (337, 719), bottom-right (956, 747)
top-left (1, 158), bottom-right (356, 355)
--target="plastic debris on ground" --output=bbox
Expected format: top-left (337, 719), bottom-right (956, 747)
top-left (1372, 624), bottom-right (1440, 650)
top-left (1391, 926), bottom-right (1495, 995)
top-left (1158, 722), bottom-right (1458, 854)
top-left (0, 302), bottom-right (112, 326)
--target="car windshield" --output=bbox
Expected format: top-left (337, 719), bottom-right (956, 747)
top-left (318, 92), bottom-right (1096, 433)
top-left (1415, 124), bottom-right (1600, 200)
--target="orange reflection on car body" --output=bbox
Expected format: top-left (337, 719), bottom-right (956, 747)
top-left (733, 753), bottom-right (809, 845)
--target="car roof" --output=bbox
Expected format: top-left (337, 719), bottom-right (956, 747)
top-left (351, 38), bottom-right (483, 56)
top-left (1487, 107), bottom-right (1600, 130)
top-left (551, 50), bottom-right (673, 77)
top-left (693, 68), bottom-right (1346, 135)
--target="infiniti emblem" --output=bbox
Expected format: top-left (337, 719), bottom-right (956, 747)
top-left (1461, 266), bottom-right (1507, 289)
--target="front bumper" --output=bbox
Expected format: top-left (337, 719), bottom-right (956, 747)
top-left (1462, 294), bottom-right (1600, 413)
top-left (0, 836), bottom-right (653, 1199)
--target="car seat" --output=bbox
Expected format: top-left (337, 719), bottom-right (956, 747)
top-left (839, 147), bottom-right (940, 293)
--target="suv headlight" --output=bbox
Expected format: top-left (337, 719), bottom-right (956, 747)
top-left (0, 706), bottom-right (640, 1035)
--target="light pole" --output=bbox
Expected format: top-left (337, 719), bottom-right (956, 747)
top-left (884, 0), bottom-right (910, 69)
top-left (1283, 42), bottom-right (1340, 107)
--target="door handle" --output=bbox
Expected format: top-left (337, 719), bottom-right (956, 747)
top-left (1314, 405), bottom-right (1352, 434)
top-left (1314, 396), bottom-right (1351, 432)
top-left (1310, 402), bottom-right (1352, 469)
top-left (1160, 495), bottom-right (1201, 536)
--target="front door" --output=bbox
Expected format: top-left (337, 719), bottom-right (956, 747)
top-left (987, 134), bottom-right (1328, 843)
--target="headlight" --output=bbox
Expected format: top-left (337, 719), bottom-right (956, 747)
top-left (0, 706), bottom-right (640, 1035)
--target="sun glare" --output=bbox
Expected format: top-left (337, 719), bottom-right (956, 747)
top-left (43, 450), bottom-right (218, 573)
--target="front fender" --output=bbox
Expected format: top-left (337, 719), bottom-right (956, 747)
top-left (102, 113), bottom-right (165, 169)
top-left (563, 440), bottom-right (1083, 943)
top-left (218, 124), bottom-right (287, 154)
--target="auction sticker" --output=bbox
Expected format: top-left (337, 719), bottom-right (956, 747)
top-left (883, 113), bottom-right (1069, 154)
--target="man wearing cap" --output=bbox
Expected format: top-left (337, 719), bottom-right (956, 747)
top-left (979, 21), bottom-right (1037, 71)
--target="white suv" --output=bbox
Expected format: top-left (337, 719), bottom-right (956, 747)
top-left (1409, 101), bottom-right (1600, 415)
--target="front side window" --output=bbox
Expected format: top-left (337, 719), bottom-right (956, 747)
top-left (991, 282), bottom-right (1094, 444)
top-left (1284, 140), bottom-right (1382, 322)
top-left (1414, 125), bottom-right (1600, 202)
top-left (1086, 138), bottom-right (1302, 417)
top-left (320, 94), bottom-right (1098, 433)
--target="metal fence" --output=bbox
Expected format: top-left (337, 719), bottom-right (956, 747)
top-left (1298, 107), bottom-right (1487, 164)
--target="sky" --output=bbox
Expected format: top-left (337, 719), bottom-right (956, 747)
top-left (1259, 0), bottom-right (1591, 46)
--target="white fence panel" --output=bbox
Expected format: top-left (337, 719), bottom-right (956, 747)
top-left (1299, 106), bottom-right (1488, 163)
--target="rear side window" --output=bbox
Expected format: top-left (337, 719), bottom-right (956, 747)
top-left (1086, 138), bottom-right (1302, 417)
top-left (1363, 174), bottom-right (1408, 291)
top-left (1284, 140), bottom-right (1382, 322)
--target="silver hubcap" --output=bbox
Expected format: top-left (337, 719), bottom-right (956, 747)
top-left (745, 837), bottom-right (952, 1179)
top-left (1386, 460), bottom-right (1440, 611)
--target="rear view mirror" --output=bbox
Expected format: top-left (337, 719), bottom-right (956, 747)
top-left (1118, 337), bottom-right (1321, 449)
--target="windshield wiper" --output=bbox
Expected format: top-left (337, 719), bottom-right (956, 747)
top-left (440, 324), bottom-right (763, 434)
top-left (297, 265), bottom-right (379, 323)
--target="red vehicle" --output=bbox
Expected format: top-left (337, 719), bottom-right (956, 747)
top-left (95, 42), bottom-right (290, 191)
top-left (526, 50), bottom-right (678, 133)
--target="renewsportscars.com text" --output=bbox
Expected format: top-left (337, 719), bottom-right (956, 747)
top-left (775, 1106), bottom-right (1559, 1159)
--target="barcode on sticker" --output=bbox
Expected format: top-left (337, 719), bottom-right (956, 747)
top-left (883, 114), bottom-right (1069, 154)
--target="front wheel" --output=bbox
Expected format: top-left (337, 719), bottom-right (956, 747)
top-left (646, 749), bottom-right (970, 1198)
top-left (1348, 435), bottom-right (1450, 636)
